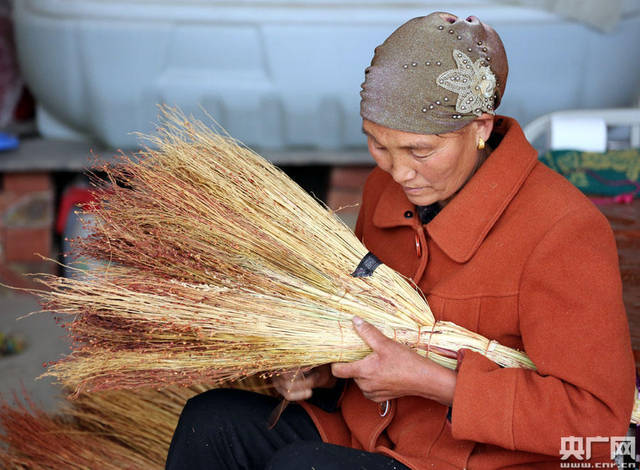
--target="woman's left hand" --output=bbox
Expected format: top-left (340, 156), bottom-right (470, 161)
top-left (331, 316), bottom-right (457, 407)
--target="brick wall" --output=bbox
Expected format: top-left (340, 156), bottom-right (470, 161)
top-left (0, 172), bottom-right (54, 263)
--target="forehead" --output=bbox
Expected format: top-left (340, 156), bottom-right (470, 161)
top-left (362, 119), bottom-right (448, 147)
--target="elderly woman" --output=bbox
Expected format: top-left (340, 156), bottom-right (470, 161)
top-left (166, 12), bottom-right (635, 470)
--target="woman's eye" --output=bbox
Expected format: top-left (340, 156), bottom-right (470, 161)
top-left (412, 152), bottom-right (431, 159)
top-left (367, 138), bottom-right (386, 152)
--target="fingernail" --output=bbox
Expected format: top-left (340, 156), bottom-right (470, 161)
top-left (353, 315), bottom-right (363, 326)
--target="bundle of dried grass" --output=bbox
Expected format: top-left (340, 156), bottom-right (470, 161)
top-left (65, 386), bottom-right (205, 466)
top-left (65, 377), bottom-right (272, 465)
top-left (30, 107), bottom-right (638, 424)
top-left (0, 394), bottom-right (157, 469)
top-left (1, 378), bottom-right (272, 469)
top-left (38, 266), bottom-right (533, 393)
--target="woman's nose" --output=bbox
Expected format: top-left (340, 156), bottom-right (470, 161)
top-left (390, 159), bottom-right (416, 184)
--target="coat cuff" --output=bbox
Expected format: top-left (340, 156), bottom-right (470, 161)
top-left (451, 349), bottom-right (517, 450)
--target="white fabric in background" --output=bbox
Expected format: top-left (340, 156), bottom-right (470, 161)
top-left (496, 0), bottom-right (624, 32)
top-left (550, 115), bottom-right (608, 152)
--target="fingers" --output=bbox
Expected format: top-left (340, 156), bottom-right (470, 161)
top-left (354, 377), bottom-right (392, 402)
top-left (312, 363), bottom-right (338, 389)
top-left (331, 352), bottom-right (377, 379)
top-left (352, 316), bottom-right (389, 351)
top-left (272, 369), bottom-right (319, 401)
top-left (360, 391), bottom-right (393, 403)
top-left (275, 386), bottom-right (312, 401)
top-left (332, 317), bottom-right (390, 379)
top-left (331, 361), bottom-right (360, 379)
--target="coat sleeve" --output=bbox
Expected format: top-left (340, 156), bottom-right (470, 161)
top-left (450, 207), bottom-right (636, 456)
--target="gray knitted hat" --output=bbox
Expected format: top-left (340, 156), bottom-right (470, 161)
top-left (360, 12), bottom-right (508, 134)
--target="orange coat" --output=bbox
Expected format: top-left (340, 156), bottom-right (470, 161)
top-left (300, 116), bottom-right (636, 469)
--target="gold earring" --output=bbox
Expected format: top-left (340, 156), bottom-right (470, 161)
top-left (477, 137), bottom-right (485, 150)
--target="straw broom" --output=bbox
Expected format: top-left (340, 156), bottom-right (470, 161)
top-left (37, 266), bottom-right (533, 389)
top-left (28, 107), bottom-right (638, 424)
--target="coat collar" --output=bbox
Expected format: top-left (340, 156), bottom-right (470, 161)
top-left (372, 116), bottom-right (539, 263)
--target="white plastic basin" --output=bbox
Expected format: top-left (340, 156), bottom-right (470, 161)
top-left (13, 0), bottom-right (640, 156)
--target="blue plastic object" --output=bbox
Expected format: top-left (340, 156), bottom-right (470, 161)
top-left (0, 132), bottom-right (18, 151)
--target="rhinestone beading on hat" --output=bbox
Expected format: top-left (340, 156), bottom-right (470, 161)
top-left (436, 49), bottom-right (496, 116)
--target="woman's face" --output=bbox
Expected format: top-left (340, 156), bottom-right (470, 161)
top-left (363, 118), bottom-right (487, 206)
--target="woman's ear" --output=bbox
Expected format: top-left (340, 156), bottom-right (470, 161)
top-left (474, 113), bottom-right (495, 142)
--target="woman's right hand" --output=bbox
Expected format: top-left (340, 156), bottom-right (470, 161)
top-left (272, 364), bottom-right (337, 401)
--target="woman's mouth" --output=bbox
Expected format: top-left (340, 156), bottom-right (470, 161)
top-left (403, 186), bottom-right (426, 194)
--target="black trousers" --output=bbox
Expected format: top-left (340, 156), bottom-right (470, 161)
top-left (165, 388), bottom-right (410, 470)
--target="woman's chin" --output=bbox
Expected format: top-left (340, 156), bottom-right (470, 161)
top-left (404, 190), bottom-right (439, 206)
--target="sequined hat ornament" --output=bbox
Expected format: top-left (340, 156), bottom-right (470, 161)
top-left (360, 12), bottom-right (508, 135)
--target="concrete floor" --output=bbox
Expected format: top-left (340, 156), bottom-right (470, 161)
top-left (0, 285), bottom-right (69, 412)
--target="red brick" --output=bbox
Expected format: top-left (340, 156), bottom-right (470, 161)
top-left (2, 191), bottom-right (53, 229)
top-left (3, 172), bottom-right (52, 194)
top-left (329, 165), bottom-right (374, 190)
top-left (0, 192), bottom-right (18, 214)
top-left (3, 227), bottom-right (52, 262)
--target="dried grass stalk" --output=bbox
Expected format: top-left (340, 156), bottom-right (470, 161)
top-left (28, 107), bottom-right (637, 424)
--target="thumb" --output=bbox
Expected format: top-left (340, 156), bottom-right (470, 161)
top-left (352, 316), bottom-right (390, 351)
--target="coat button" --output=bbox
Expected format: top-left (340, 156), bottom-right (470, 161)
top-left (404, 210), bottom-right (413, 218)
top-left (415, 233), bottom-right (422, 257)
